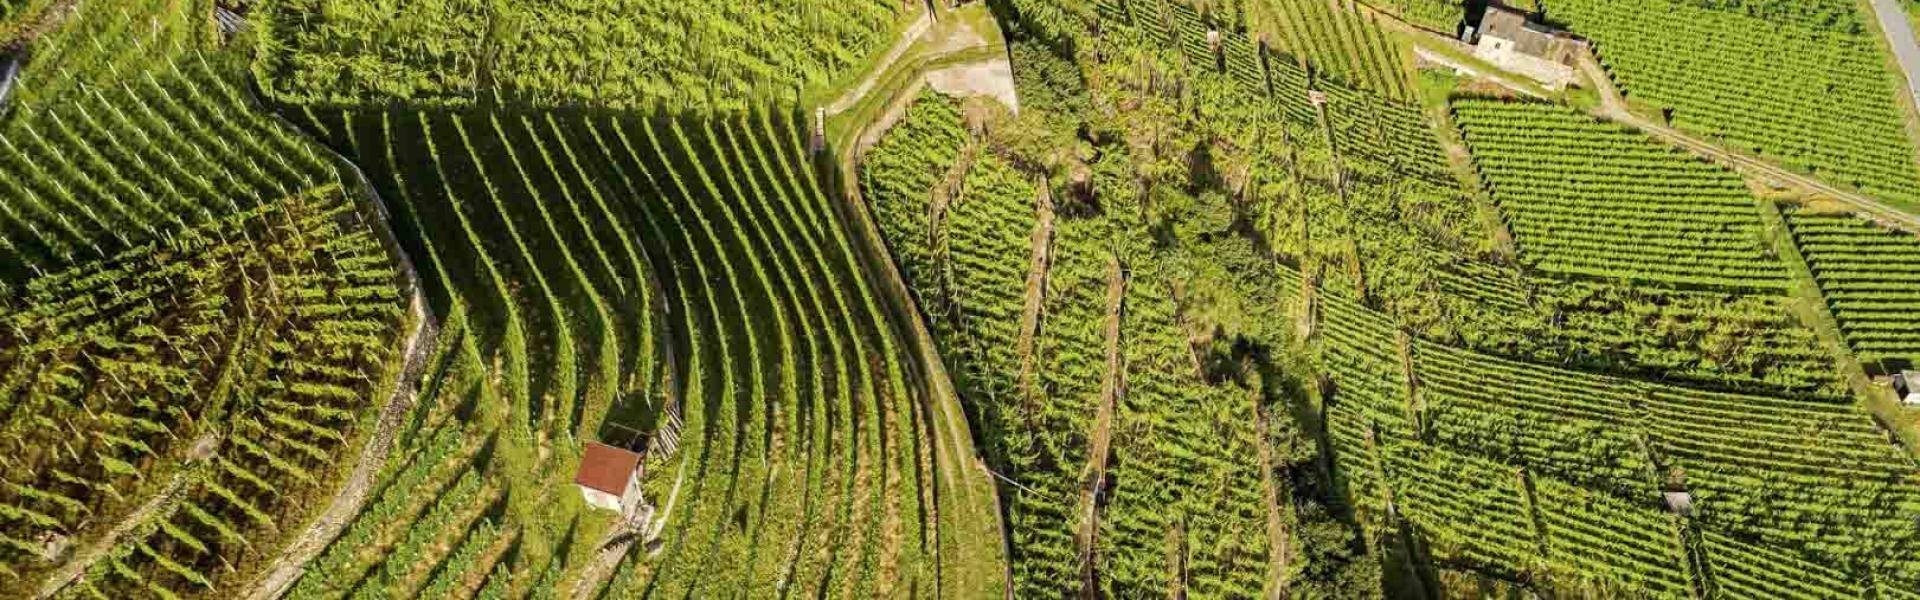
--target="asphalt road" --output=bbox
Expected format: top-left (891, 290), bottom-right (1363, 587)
top-left (0, 53), bottom-right (18, 107)
top-left (1871, 0), bottom-right (1920, 112)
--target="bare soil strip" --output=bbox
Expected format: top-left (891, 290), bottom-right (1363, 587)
top-left (1012, 188), bottom-right (1056, 401)
top-left (1074, 257), bottom-right (1126, 597)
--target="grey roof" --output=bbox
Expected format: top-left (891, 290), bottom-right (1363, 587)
top-left (215, 7), bottom-right (248, 35)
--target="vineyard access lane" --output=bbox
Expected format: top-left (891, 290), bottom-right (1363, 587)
top-left (1074, 257), bottom-right (1127, 595)
top-left (1870, 0), bottom-right (1920, 114)
top-left (1570, 49), bottom-right (1920, 232)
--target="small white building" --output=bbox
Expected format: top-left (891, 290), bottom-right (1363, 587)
top-left (574, 442), bottom-right (645, 513)
top-left (1894, 371), bottom-right (1920, 405)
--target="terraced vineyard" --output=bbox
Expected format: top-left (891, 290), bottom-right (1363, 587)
top-left (1319, 291), bottom-right (1920, 595)
top-left (1453, 99), bottom-right (1783, 290)
top-left (1376, 0), bottom-right (1464, 33)
top-left (257, 0), bottom-right (910, 111)
top-left (1541, 0), bottom-right (1920, 210)
top-left (6, 0), bottom-right (1920, 597)
top-left (1251, 0), bottom-right (1417, 102)
top-left (861, 71), bottom-right (1276, 596)
top-left (0, 15), bottom-right (332, 279)
top-left (288, 105), bottom-right (1005, 598)
top-left (31, 188), bottom-right (408, 600)
top-left (0, 2), bottom-right (418, 596)
top-left (1785, 208), bottom-right (1920, 367)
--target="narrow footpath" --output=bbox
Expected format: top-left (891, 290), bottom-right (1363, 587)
top-left (1074, 257), bottom-right (1126, 597)
top-left (34, 434), bottom-right (217, 600)
top-left (1012, 188), bottom-right (1056, 400)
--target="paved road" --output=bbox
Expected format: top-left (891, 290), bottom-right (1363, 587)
top-left (0, 53), bottom-right (18, 107)
top-left (1870, 0), bottom-right (1920, 112)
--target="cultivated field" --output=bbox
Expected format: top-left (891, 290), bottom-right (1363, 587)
top-left (3, 0), bottom-right (1919, 597)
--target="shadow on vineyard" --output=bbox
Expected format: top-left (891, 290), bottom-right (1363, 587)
top-left (271, 103), bottom-right (1005, 598)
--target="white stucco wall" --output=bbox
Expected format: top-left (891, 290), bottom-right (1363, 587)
top-left (581, 486), bottom-right (623, 512)
top-left (1473, 36), bottom-right (1575, 90)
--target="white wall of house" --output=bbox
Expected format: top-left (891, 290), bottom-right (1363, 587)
top-left (581, 486), bottom-right (623, 512)
top-left (1473, 37), bottom-right (1575, 90)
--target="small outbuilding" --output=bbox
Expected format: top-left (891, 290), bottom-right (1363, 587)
top-left (574, 442), bottom-right (645, 513)
top-left (1894, 371), bottom-right (1920, 405)
top-left (1471, 3), bottom-right (1588, 89)
top-left (1663, 491), bottom-right (1695, 517)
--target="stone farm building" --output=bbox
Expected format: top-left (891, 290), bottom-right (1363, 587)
top-left (1472, 2), bottom-right (1588, 89)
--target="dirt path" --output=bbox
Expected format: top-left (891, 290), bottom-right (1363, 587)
top-left (567, 500), bottom-right (659, 600)
top-left (1871, 0), bottom-right (1920, 113)
top-left (835, 7), bottom-right (1002, 153)
top-left (1249, 388), bottom-right (1290, 600)
top-left (33, 433), bottom-right (216, 599)
top-left (1571, 50), bottom-right (1629, 116)
top-left (836, 5), bottom-right (997, 112)
top-left (925, 58), bottom-right (1019, 114)
top-left (237, 69), bottom-right (443, 597)
top-left (244, 288), bottom-right (434, 600)
top-left (1074, 257), bottom-right (1126, 597)
top-left (835, 111), bottom-right (1013, 600)
top-left (1012, 187), bottom-right (1056, 400)
top-left (826, 10), bottom-right (935, 116)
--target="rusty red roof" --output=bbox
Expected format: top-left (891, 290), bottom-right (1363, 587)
top-left (574, 442), bottom-right (642, 495)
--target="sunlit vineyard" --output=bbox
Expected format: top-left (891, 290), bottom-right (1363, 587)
top-left (1541, 0), bottom-right (1920, 210)
top-left (36, 188), bottom-right (409, 599)
top-left (1453, 99), bottom-right (1784, 290)
top-left (1376, 0), bottom-right (1464, 33)
top-left (0, 3), bottom-right (330, 279)
top-left (277, 105), bottom-right (1007, 598)
top-left (0, 1), bottom-right (417, 596)
top-left (1786, 208), bottom-right (1920, 368)
top-left (1320, 291), bottom-right (1920, 595)
top-left (0, 0), bottom-right (51, 42)
top-left (1250, 0), bottom-right (1417, 102)
top-left (6, 0), bottom-right (1920, 596)
top-left (257, 0), bottom-right (909, 111)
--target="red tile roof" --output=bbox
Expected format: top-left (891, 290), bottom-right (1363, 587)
top-left (574, 442), bottom-right (642, 495)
